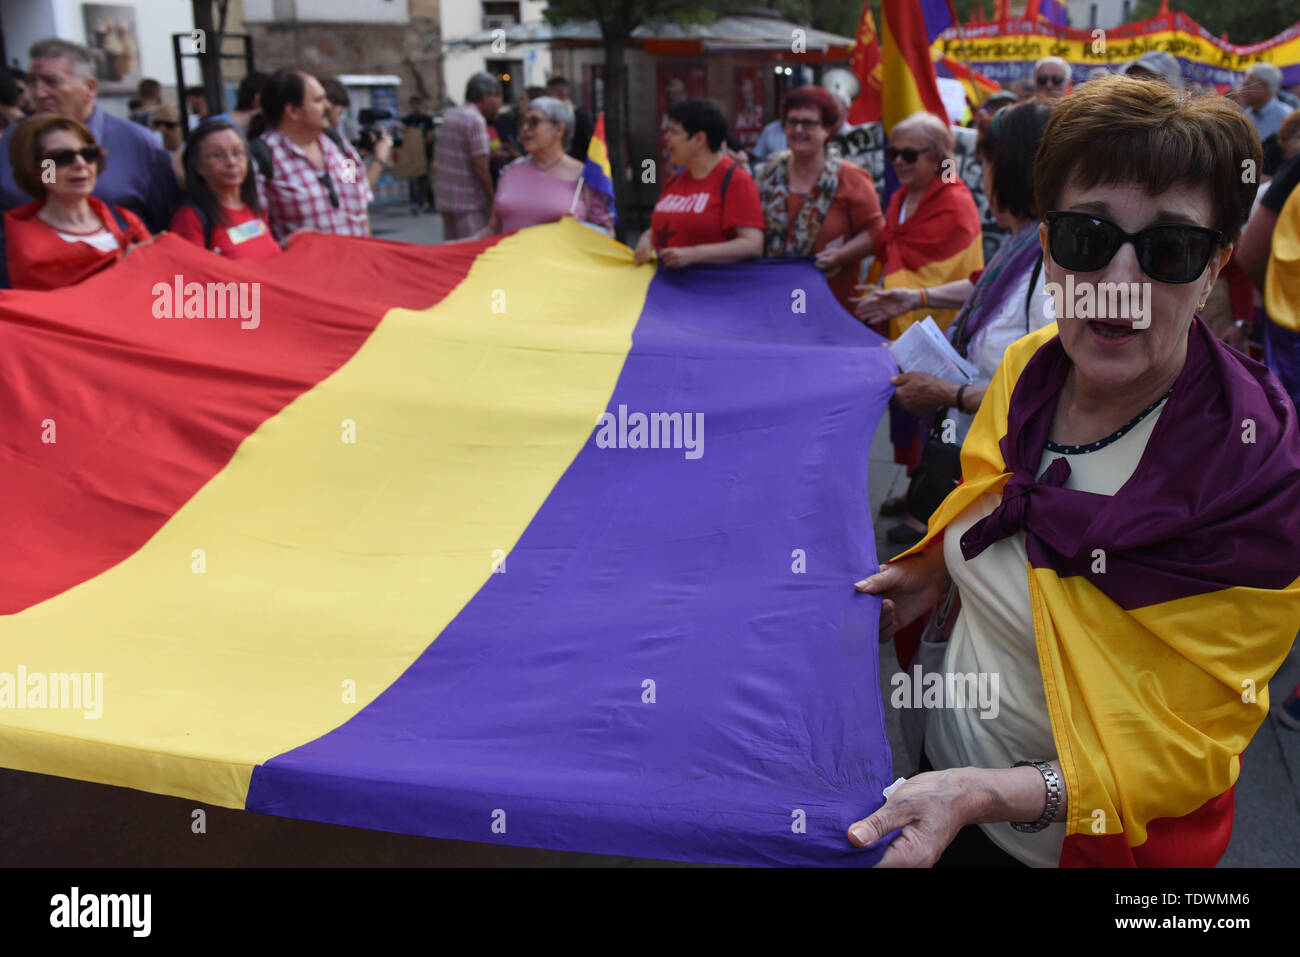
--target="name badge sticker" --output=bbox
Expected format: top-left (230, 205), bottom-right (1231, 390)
top-left (226, 218), bottom-right (268, 245)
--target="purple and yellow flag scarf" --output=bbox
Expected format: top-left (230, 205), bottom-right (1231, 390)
top-left (0, 221), bottom-right (899, 866)
top-left (897, 319), bottom-right (1300, 866)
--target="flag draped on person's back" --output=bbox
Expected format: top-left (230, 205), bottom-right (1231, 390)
top-left (894, 320), bottom-right (1300, 866)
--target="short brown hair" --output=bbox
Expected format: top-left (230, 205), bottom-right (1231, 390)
top-left (1034, 74), bottom-right (1259, 246)
top-left (318, 75), bottom-right (349, 109)
top-left (8, 113), bottom-right (106, 199)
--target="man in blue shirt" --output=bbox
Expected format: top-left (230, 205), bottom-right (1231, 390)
top-left (0, 38), bottom-right (180, 286)
top-left (1237, 63), bottom-right (1292, 144)
top-left (749, 119), bottom-right (786, 164)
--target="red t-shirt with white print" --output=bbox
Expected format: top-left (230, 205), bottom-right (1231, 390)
top-left (650, 155), bottom-right (764, 249)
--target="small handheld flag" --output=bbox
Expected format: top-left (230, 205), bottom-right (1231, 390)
top-left (582, 112), bottom-right (618, 228)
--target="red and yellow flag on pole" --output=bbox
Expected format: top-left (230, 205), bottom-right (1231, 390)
top-left (847, 2), bottom-right (883, 124)
top-left (935, 51), bottom-right (1002, 107)
top-left (880, 0), bottom-right (952, 132)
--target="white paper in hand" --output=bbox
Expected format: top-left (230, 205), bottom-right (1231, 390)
top-left (888, 316), bottom-right (979, 385)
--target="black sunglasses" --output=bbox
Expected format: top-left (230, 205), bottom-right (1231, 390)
top-left (1045, 211), bottom-right (1222, 285)
top-left (885, 146), bottom-right (930, 163)
top-left (151, 119), bottom-right (180, 130)
top-left (318, 170), bottom-right (340, 209)
top-left (44, 145), bottom-right (102, 167)
top-left (1037, 74), bottom-right (1066, 86)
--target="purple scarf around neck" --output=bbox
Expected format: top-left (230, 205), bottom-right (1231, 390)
top-left (959, 318), bottom-right (1300, 610)
top-left (950, 220), bottom-right (1043, 358)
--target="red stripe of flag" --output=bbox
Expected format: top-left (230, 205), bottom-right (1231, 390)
top-left (0, 233), bottom-right (497, 614)
top-left (883, 0), bottom-right (950, 130)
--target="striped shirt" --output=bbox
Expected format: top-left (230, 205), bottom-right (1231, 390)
top-left (434, 104), bottom-right (491, 215)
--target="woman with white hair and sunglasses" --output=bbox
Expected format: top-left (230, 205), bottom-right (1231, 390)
top-left (852, 75), bottom-right (1300, 869)
top-left (852, 109), bottom-right (984, 505)
top-left (472, 95), bottom-right (613, 236)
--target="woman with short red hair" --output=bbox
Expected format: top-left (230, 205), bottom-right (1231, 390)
top-left (754, 86), bottom-right (885, 313)
top-left (5, 113), bottom-right (152, 290)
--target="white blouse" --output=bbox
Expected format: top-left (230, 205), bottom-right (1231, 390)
top-left (949, 265), bottom-right (1054, 443)
top-left (55, 228), bottom-right (119, 252)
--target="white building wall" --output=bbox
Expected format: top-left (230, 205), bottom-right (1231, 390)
top-left (441, 0), bottom-right (551, 107)
top-left (2, 0), bottom-right (199, 115)
top-left (1066, 0), bottom-right (1135, 30)
top-left (244, 0), bottom-right (410, 22)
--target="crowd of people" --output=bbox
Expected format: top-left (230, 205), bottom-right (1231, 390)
top-left (1, 33), bottom-right (1299, 868)
top-left (0, 39), bottom-right (615, 269)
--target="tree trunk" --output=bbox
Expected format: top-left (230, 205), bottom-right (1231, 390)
top-left (602, 30), bottom-right (630, 244)
top-left (191, 0), bottom-right (225, 114)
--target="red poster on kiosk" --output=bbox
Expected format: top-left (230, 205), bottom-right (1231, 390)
top-left (733, 67), bottom-right (766, 153)
top-left (656, 65), bottom-right (707, 180)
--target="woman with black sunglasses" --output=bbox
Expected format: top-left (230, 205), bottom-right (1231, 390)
top-left (852, 75), bottom-right (1300, 868)
top-left (4, 113), bottom-right (152, 290)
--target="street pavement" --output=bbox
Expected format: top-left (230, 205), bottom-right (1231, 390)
top-left (370, 202), bottom-right (445, 245)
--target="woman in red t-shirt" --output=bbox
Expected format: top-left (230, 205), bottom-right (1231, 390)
top-left (633, 98), bottom-right (764, 268)
top-left (5, 114), bottom-right (153, 290)
top-left (170, 119), bottom-right (280, 259)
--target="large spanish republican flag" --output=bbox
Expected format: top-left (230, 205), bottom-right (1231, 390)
top-left (877, 173), bottom-right (984, 340)
top-left (896, 321), bottom-right (1300, 866)
top-left (0, 222), bottom-right (898, 866)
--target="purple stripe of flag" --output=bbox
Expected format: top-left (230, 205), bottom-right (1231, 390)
top-left (246, 258), bottom-right (899, 866)
top-left (921, 0), bottom-right (956, 43)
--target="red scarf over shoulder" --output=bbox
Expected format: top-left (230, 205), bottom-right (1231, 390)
top-left (5, 196), bottom-right (150, 290)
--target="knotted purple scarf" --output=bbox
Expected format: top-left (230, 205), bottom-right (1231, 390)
top-left (955, 319), bottom-right (1300, 610)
